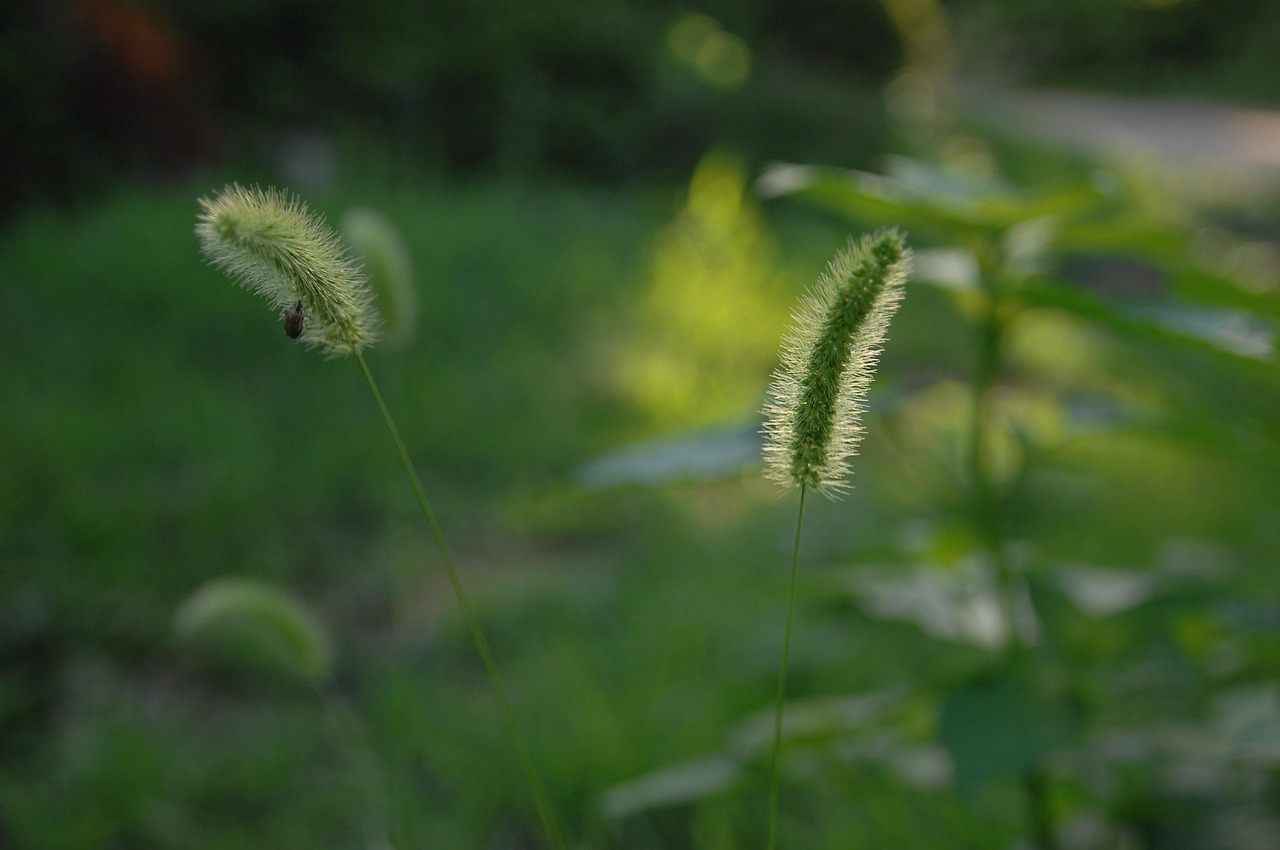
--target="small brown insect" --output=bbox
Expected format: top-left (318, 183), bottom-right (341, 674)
top-left (283, 301), bottom-right (305, 339)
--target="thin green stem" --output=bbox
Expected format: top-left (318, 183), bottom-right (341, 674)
top-left (354, 350), bottom-right (565, 850)
top-left (766, 483), bottom-right (807, 850)
top-left (1025, 766), bottom-right (1059, 850)
top-left (969, 255), bottom-right (1052, 848)
top-left (317, 687), bottom-right (394, 850)
top-left (969, 260), bottom-right (1019, 651)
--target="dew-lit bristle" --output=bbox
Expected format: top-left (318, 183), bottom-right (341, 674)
top-left (762, 229), bottom-right (911, 495)
top-left (196, 184), bottom-right (378, 356)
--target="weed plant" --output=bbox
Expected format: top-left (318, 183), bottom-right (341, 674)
top-left (195, 184), bottom-right (564, 850)
top-left (760, 230), bottom-right (910, 847)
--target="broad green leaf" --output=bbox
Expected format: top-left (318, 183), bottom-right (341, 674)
top-left (571, 426), bottom-right (760, 489)
top-left (599, 756), bottom-right (741, 818)
top-left (1173, 265), bottom-right (1280, 325)
top-left (758, 158), bottom-right (1108, 240)
top-left (1049, 216), bottom-right (1186, 260)
top-left (1015, 277), bottom-right (1279, 382)
top-left (938, 674), bottom-right (1077, 797)
top-left (730, 691), bottom-right (905, 759)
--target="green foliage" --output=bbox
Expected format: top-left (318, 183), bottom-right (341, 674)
top-left (599, 148), bottom-right (1280, 846)
top-left (938, 673), bottom-right (1077, 798)
top-left (5, 137), bottom-right (1280, 848)
top-left (953, 0), bottom-right (1280, 101)
top-left (0, 0), bottom-right (897, 215)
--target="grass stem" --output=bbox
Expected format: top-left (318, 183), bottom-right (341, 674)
top-left (766, 483), bottom-right (807, 850)
top-left (354, 350), bottom-right (565, 850)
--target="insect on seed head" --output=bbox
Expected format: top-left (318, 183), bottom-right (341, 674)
top-left (283, 301), bottom-right (305, 339)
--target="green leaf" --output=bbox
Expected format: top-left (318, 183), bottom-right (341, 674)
top-left (1173, 265), bottom-right (1280, 325)
top-left (730, 691), bottom-right (906, 760)
top-left (1015, 277), bottom-right (1278, 381)
top-left (1049, 215), bottom-right (1187, 260)
top-left (571, 426), bottom-right (761, 489)
top-left (599, 756), bottom-right (742, 818)
top-left (938, 674), bottom-right (1077, 797)
top-left (758, 158), bottom-right (1108, 240)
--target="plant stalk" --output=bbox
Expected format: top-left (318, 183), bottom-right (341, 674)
top-left (766, 483), bottom-right (807, 850)
top-left (355, 350), bottom-right (565, 850)
top-left (969, 287), bottom-right (1019, 644)
top-left (1025, 766), bottom-right (1059, 850)
top-left (970, 255), bottom-right (1053, 850)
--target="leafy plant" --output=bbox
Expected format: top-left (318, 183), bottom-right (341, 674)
top-left (600, 151), bottom-right (1280, 848)
top-left (758, 154), bottom-right (1280, 847)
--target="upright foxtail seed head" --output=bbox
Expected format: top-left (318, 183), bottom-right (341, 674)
top-left (196, 184), bottom-right (378, 356)
top-left (763, 229), bottom-right (911, 496)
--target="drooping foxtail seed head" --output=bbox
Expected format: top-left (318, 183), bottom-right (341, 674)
top-left (196, 184), bottom-right (378, 356)
top-left (762, 229), bottom-right (910, 496)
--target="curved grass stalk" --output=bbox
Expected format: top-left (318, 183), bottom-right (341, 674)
top-left (355, 350), bottom-right (565, 850)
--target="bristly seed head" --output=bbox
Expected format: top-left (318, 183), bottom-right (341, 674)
top-left (195, 184), bottom-right (378, 356)
top-left (762, 229), bottom-right (911, 496)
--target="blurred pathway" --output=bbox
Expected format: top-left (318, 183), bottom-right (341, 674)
top-left (972, 89), bottom-right (1280, 188)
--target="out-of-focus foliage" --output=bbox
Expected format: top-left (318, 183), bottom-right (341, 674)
top-left (5, 0), bottom-right (1280, 846)
top-left (614, 151), bottom-right (789, 430)
top-left (601, 152), bottom-right (1280, 846)
top-left (0, 0), bottom-right (898, 216)
top-left (950, 0), bottom-right (1280, 101)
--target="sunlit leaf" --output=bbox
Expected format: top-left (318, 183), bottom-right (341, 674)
top-left (758, 158), bottom-right (1108, 240)
top-left (847, 562), bottom-right (1010, 649)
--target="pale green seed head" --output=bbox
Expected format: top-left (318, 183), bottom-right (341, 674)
top-left (762, 229), bottom-right (911, 496)
top-left (174, 577), bottom-right (332, 684)
top-left (196, 184), bottom-right (378, 356)
top-left (342, 207), bottom-right (417, 348)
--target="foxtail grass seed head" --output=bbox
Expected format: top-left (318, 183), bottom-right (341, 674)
top-left (342, 208), bottom-right (418, 349)
top-left (196, 184), bottom-right (378, 356)
top-left (763, 229), bottom-right (911, 496)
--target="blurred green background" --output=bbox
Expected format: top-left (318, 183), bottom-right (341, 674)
top-left (4, 0), bottom-right (1280, 848)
